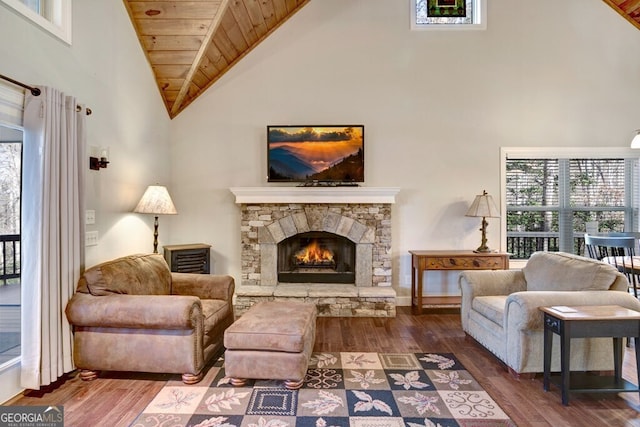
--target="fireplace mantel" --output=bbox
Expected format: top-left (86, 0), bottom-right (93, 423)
top-left (230, 187), bottom-right (400, 204)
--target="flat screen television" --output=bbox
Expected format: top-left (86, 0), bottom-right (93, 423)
top-left (267, 125), bottom-right (364, 183)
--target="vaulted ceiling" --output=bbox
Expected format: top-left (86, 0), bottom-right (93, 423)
top-left (603, 0), bottom-right (640, 30)
top-left (124, 1), bottom-right (639, 119)
top-left (123, 0), bottom-right (310, 119)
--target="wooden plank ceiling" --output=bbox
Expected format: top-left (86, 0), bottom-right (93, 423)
top-left (124, 1), bottom-right (637, 119)
top-left (123, 0), bottom-right (310, 118)
top-left (603, 0), bottom-right (640, 30)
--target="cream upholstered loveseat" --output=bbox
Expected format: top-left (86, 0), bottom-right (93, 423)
top-left (65, 253), bottom-right (235, 384)
top-left (459, 251), bottom-right (640, 375)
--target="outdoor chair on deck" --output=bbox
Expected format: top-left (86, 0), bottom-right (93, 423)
top-left (584, 234), bottom-right (639, 298)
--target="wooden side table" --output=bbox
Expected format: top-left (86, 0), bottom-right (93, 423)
top-left (163, 243), bottom-right (211, 274)
top-left (541, 305), bottom-right (640, 405)
top-left (409, 250), bottom-right (509, 314)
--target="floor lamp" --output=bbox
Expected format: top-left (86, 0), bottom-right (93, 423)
top-left (134, 185), bottom-right (178, 253)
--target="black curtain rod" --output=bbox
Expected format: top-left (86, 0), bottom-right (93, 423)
top-left (0, 73), bottom-right (41, 96)
top-left (0, 73), bottom-right (92, 115)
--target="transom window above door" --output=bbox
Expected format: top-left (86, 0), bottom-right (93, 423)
top-left (411, 0), bottom-right (486, 30)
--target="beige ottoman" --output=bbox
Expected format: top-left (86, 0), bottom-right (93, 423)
top-left (223, 301), bottom-right (317, 390)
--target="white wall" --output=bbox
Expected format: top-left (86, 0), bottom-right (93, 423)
top-left (0, 1), bottom-right (173, 268)
top-left (168, 0), bottom-right (640, 299)
top-left (0, 0), bottom-right (170, 403)
top-left (1, 0), bottom-right (640, 404)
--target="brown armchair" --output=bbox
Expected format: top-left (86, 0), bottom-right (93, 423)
top-left (65, 253), bottom-right (235, 384)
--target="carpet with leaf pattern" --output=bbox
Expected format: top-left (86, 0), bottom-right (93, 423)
top-left (130, 352), bottom-right (516, 427)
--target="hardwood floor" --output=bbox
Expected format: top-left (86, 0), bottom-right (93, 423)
top-left (5, 307), bottom-right (640, 426)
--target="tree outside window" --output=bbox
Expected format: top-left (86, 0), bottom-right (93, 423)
top-left (505, 157), bottom-right (637, 260)
top-left (0, 140), bottom-right (21, 284)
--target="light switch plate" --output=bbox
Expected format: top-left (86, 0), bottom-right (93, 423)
top-left (85, 210), bottom-right (96, 225)
top-left (85, 231), bottom-right (98, 246)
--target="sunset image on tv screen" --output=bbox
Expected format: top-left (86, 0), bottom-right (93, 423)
top-left (268, 126), bottom-right (364, 182)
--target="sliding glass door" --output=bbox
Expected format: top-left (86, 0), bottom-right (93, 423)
top-left (0, 125), bottom-right (22, 367)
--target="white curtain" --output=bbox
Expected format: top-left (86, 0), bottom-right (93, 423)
top-left (21, 87), bottom-right (85, 389)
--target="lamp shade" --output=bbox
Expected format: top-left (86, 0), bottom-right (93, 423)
top-left (631, 130), bottom-right (640, 149)
top-left (465, 190), bottom-right (500, 218)
top-left (134, 185), bottom-right (177, 215)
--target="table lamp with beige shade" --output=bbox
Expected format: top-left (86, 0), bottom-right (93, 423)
top-left (134, 185), bottom-right (177, 253)
top-left (466, 190), bottom-right (500, 253)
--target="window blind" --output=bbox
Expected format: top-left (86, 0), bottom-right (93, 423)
top-left (505, 156), bottom-right (639, 257)
top-left (0, 81), bottom-right (24, 127)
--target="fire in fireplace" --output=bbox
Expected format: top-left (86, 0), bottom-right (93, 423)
top-left (294, 240), bottom-right (336, 268)
top-left (277, 231), bottom-right (355, 284)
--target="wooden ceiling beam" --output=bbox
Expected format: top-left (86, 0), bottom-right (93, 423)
top-left (126, 1), bottom-right (637, 118)
top-left (124, 0), bottom-right (311, 118)
top-left (170, 0), bottom-right (231, 117)
top-left (602, 0), bottom-right (640, 30)
top-left (174, 0), bottom-right (311, 116)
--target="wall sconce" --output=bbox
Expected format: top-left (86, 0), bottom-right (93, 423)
top-left (89, 147), bottom-right (110, 170)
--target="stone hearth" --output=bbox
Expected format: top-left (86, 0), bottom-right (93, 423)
top-left (230, 187), bottom-right (400, 317)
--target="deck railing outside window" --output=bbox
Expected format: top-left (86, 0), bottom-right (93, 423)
top-left (506, 232), bottom-right (587, 260)
top-left (0, 234), bottom-right (20, 284)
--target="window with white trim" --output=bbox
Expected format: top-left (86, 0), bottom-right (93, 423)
top-left (411, 0), bottom-right (486, 30)
top-left (0, 81), bottom-right (23, 372)
top-left (502, 148), bottom-right (639, 260)
top-left (1, 0), bottom-right (71, 44)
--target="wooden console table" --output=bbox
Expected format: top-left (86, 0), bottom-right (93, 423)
top-left (409, 250), bottom-right (509, 314)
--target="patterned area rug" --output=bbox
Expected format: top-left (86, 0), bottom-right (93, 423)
top-left (130, 352), bottom-right (515, 427)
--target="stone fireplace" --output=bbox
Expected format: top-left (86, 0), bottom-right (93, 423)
top-left (230, 187), bottom-right (399, 317)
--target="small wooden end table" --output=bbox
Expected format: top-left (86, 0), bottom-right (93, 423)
top-left (409, 250), bottom-right (509, 314)
top-left (540, 305), bottom-right (640, 405)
